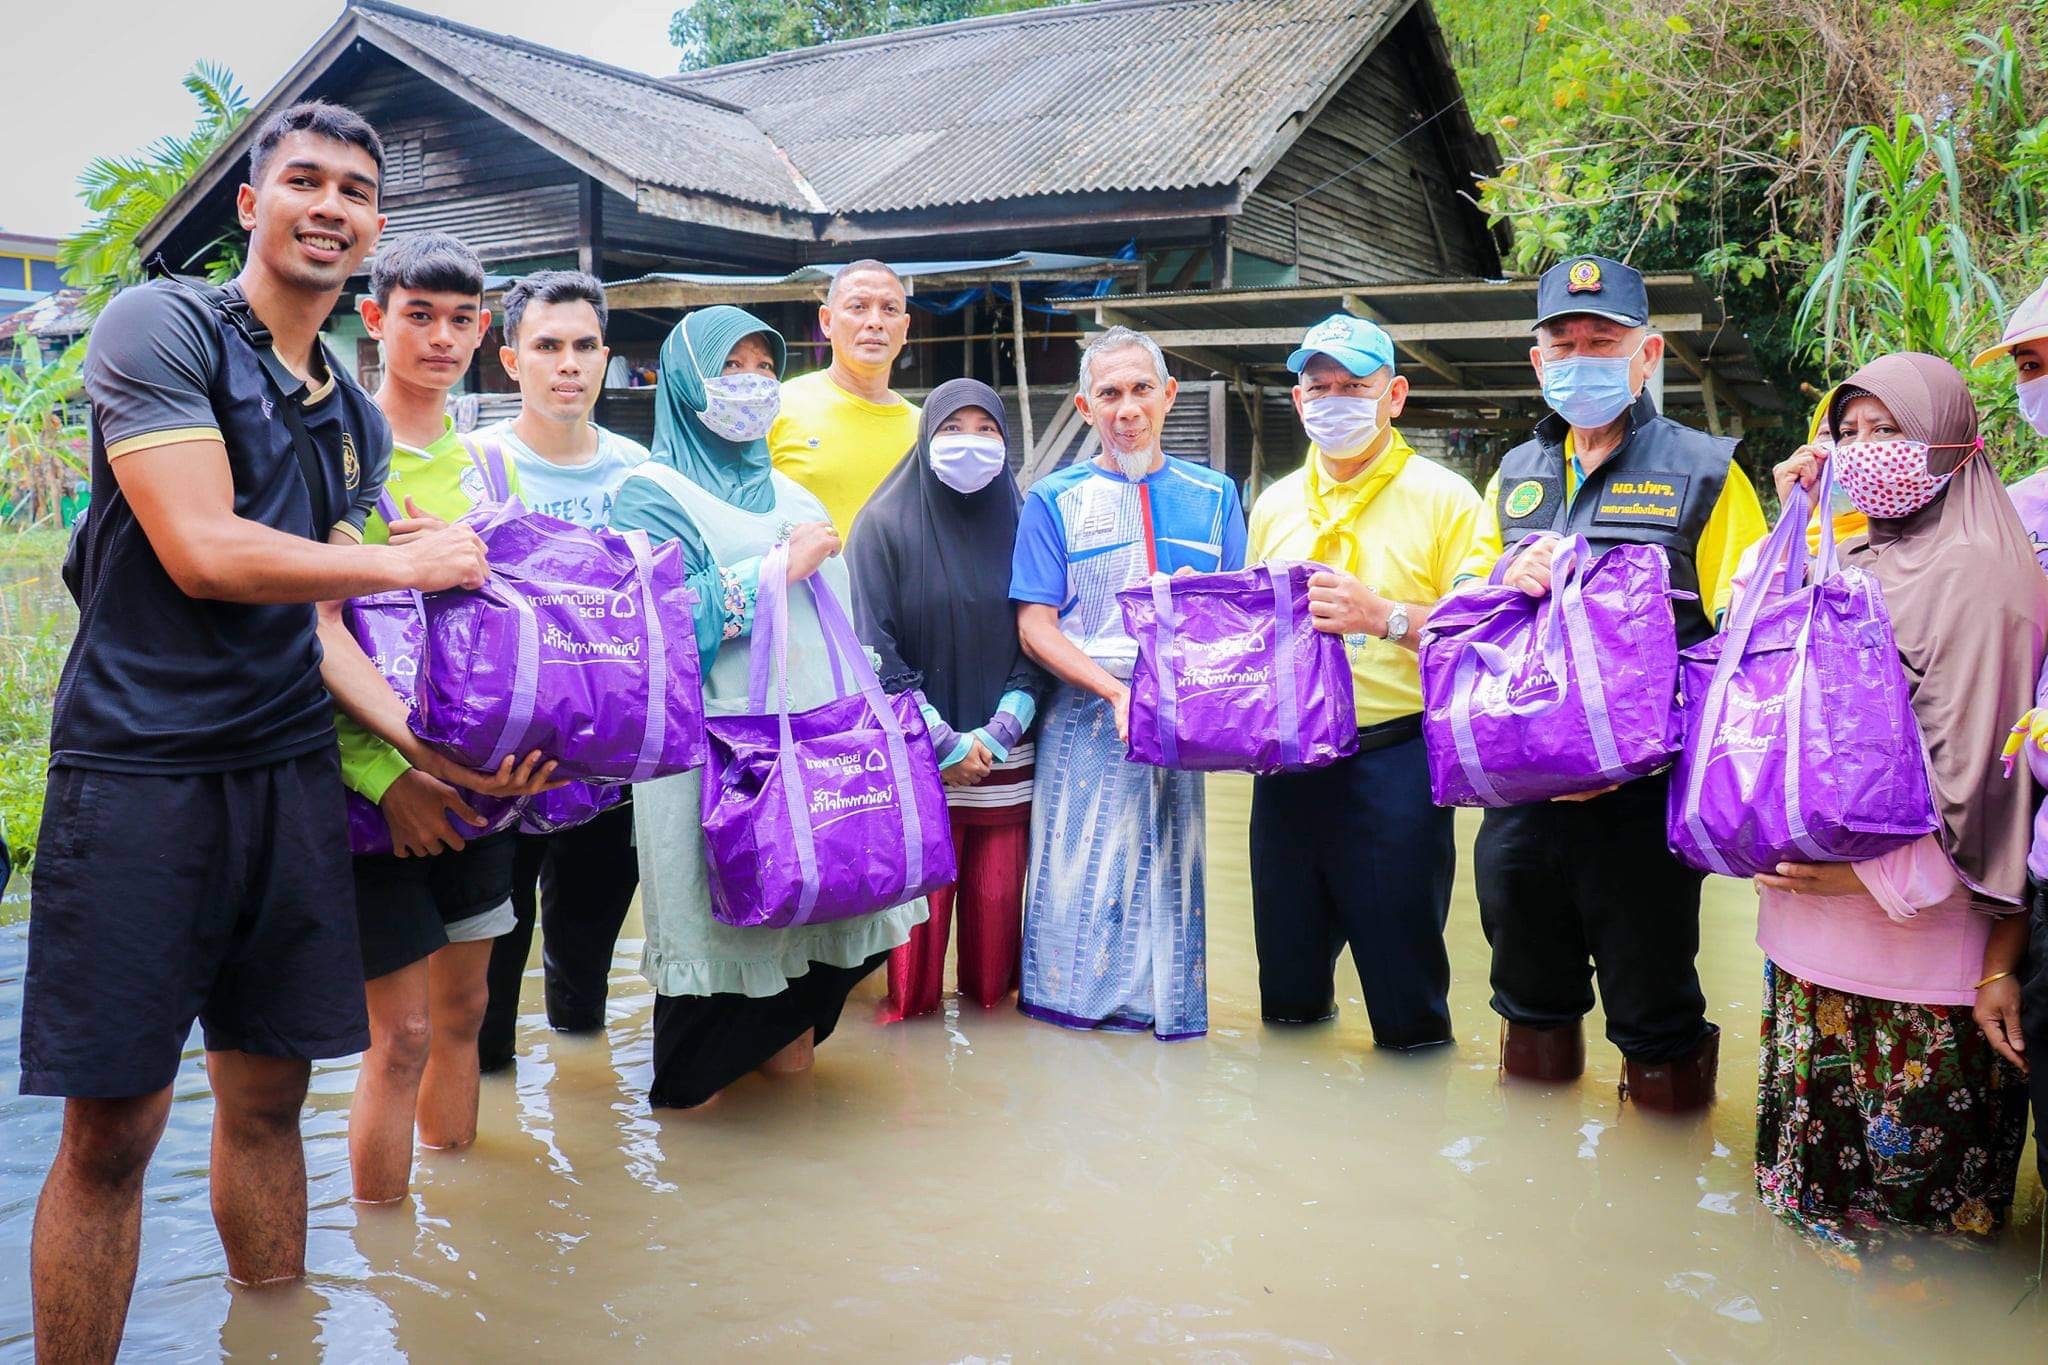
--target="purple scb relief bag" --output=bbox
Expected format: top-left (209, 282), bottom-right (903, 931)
top-left (517, 778), bottom-right (623, 835)
top-left (1667, 462), bottom-right (1936, 877)
top-left (700, 546), bottom-right (954, 929)
top-left (410, 499), bottom-right (707, 783)
top-left (1420, 536), bottom-right (1686, 807)
top-left (1118, 562), bottom-right (1357, 774)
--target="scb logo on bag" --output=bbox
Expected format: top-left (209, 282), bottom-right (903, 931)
top-left (801, 744), bottom-right (901, 827)
top-left (531, 586), bottom-right (638, 620)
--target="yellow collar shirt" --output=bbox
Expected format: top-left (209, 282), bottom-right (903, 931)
top-left (1248, 428), bottom-right (1483, 728)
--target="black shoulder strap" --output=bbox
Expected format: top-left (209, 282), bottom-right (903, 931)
top-left (149, 263), bottom-right (338, 536)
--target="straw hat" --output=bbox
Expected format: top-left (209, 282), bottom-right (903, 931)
top-left (1973, 277), bottom-right (2048, 367)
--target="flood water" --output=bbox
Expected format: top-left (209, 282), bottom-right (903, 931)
top-left (1, 777), bottom-right (2043, 1361)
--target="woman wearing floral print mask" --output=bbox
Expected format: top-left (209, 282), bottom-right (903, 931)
top-left (1754, 353), bottom-right (2048, 1243)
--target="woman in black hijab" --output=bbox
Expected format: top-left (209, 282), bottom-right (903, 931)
top-left (847, 379), bottom-right (1048, 1021)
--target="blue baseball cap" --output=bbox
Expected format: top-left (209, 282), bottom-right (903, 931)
top-left (1287, 313), bottom-right (1396, 378)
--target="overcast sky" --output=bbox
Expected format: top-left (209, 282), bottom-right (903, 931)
top-left (6, 0), bottom-right (682, 240)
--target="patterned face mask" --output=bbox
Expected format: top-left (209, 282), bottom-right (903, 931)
top-left (685, 324), bottom-right (782, 442)
top-left (699, 371), bottom-right (782, 442)
top-left (1831, 436), bottom-right (1980, 520)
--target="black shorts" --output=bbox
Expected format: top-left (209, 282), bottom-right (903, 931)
top-left (19, 748), bottom-right (369, 1098)
top-left (353, 831), bottom-right (517, 981)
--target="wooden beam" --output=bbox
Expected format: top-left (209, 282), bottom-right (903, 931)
top-left (1049, 275), bottom-right (1700, 312)
top-left (577, 177), bottom-right (605, 279)
top-left (1010, 280), bottom-right (1035, 461)
top-left (1135, 314), bottom-right (1705, 348)
top-left (1342, 292), bottom-right (1464, 386)
top-left (1663, 333), bottom-right (1753, 428)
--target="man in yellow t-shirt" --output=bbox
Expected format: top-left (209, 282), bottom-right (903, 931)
top-left (1245, 314), bottom-right (1481, 1051)
top-left (769, 259), bottom-right (920, 536)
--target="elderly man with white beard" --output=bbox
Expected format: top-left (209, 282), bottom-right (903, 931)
top-left (1008, 326), bottom-right (1247, 1040)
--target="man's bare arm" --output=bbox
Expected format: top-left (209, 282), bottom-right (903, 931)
top-left (112, 437), bottom-right (486, 603)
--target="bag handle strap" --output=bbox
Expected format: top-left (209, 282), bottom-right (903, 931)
top-left (807, 570), bottom-right (927, 906)
top-left (1149, 574), bottom-right (1182, 768)
top-left (623, 528), bottom-right (669, 784)
top-left (751, 544), bottom-right (822, 923)
top-left (1677, 472), bottom-right (1825, 875)
top-left (1546, 536), bottom-right (1625, 779)
top-left (459, 436), bottom-right (512, 503)
top-left (1271, 564), bottom-right (1304, 771)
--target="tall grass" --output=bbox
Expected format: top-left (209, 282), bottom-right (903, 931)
top-left (0, 620), bottom-right (64, 875)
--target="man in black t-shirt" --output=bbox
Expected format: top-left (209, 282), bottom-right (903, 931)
top-left (21, 102), bottom-right (518, 1360)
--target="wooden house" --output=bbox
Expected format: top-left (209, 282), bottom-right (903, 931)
top-left (140, 0), bottom-right (1519, 482)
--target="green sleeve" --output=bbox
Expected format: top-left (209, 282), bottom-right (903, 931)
top-left (337, 713), bottom-right (411, 803)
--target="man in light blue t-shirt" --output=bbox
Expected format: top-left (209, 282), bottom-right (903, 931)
top-left (479, 270), bottom-right (649, 528)
top-left (477, 270), bottom-right (648, 1073)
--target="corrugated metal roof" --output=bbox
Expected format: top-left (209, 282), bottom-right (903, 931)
top-left (356, 4), bottom-right (814, 213)
top-left (672, 0), bottom-right (1404, 212)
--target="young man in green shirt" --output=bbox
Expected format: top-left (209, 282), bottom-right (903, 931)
top-left (321, 232), bottom-right (556, 1202)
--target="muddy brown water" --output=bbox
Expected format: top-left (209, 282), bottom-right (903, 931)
top-left (0, 777), bottom-right (2042, 1361)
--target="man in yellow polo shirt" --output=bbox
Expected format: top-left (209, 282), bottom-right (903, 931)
top-left (1462, 255), bottom-right (1766, 1111)
top-left (1245, 314), bottom-right (1481, 1050)
top-left (769, 258), bottom-right (920, 536)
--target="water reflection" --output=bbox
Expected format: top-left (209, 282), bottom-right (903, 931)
top-left (0, 783), bottom-right (2041, 1359)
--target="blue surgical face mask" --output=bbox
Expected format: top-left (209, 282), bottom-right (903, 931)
top-left (1539, 336), bottom-right (1646, 428)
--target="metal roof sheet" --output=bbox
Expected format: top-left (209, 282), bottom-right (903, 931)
top-left (672, 0), bottom-right (1404, 212)
top-left (357, 4), bottom-right (814, 212)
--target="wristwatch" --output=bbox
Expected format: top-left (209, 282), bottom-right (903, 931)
top-left (1382, 603), bottom-right (1411, 644)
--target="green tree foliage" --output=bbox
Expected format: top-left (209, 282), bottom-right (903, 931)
top-left (1436, 3), bottom-right (2048, 458)
top-left (58, 61), bottom-right (250, 318)
top-left (671, 0), bottom-right (1070, 70)
top-left (0, 338), bottom-right (88, 527)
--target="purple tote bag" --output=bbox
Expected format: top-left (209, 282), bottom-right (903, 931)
top-left (1420, 536), bottom-right (1687, 807)
top-left (517, 778), bottom-right (624, 836)
top-left (1119, 562), bottom-right (1357, 774)
top-left (700, 545), bottom-right (955, 929)
top-left (410, 499), bottom-right (707, 783)
top-left (1667, 462), bottom-right (1936, 877)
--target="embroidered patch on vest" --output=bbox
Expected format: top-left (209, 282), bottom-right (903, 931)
top-left (1504, 479), bottom-right (1547, 518)
top-left (1593, 473), bottom-right (1691, 528)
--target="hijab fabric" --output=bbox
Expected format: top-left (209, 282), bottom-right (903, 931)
top-left (1832, 352), bottom-right (2048, 903)
top-left (846, 378), bottom-right (1029, 724)
top-left (652, 305), bottom-right (787, 513)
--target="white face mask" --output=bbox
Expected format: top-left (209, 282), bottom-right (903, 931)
top-left (1300, 394), bottom-right (1380, 458)
top-left (2020, 375), bottom-right (2048, 439)
top-left (929, 432), bottom-right (1007, 494)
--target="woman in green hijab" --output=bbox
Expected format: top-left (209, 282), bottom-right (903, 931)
top-left (609, 305), bottom-right (927, 1108)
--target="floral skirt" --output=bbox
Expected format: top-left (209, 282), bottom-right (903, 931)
top-left (1755, 961), bottom-right (2030, 1245)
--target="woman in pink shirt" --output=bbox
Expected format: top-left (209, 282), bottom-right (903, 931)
top-left (1757, 353), bottom-right (2046, 1244)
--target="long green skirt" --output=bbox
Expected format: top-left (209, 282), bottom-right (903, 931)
top-left (1754, 961), bottom-right (2030, 1245)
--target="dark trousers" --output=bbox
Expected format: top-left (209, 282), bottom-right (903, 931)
top-left (2026, 881), bottom-right (2048, 1187)
top-left (1249, 730), bottom-right (1455, 1049)
top-left (479, 797), bottom-right (639, 1072)
top-left (1475, 770), bottom-right (1710, 1064)
top-left (649, 949), bottom-right (890, 1109)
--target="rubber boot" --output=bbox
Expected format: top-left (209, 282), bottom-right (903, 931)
top-left (1500, 1020), bottom-right (1586, 1082)
top-left (1620, 1023), bottom-right (1720, 1112)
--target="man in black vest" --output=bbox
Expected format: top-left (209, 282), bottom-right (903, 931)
top-left (1459, 255), bottom-right (1766, 1110)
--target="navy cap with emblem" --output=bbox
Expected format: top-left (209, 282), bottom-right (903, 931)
top-left (1533, 254), bottom-right (1649, 330)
